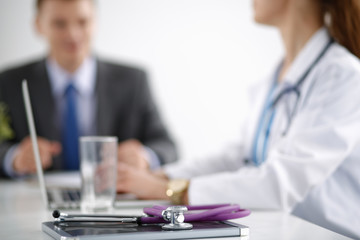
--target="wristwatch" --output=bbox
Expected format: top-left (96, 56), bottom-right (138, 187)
top-left (166, 179), bottom-right (190, 205)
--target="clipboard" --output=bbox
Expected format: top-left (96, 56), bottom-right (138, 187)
top-left (42, 220), bottom-right (249, 240)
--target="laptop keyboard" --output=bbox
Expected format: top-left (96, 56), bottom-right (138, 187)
top-left (62, 189), bottom-right (81, 201)
top-left (47, 188), bottom-right (81, 209)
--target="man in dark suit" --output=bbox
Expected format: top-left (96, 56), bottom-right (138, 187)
top-left (0, 0), bottom-right (177, 182)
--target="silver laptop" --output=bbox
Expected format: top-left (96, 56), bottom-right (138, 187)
top-left (22, 79), bottom-right (168, 210)
top-left (22, 79), bottom-right (82, 209)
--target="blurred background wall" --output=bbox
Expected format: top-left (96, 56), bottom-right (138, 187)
top-left (0, 0), bottom-right (282, 161)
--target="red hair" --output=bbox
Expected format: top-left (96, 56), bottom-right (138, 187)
top-left (321, 0), bottom-right (360, 58)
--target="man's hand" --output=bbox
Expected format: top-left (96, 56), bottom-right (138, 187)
top-left (116, 163), bottom-right (168, 200)
top-left (13, 136), bottom-right (61, 175)
top-left (117, 139), bottom-right (150, 170)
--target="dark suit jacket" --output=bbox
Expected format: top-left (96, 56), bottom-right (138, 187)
top-left (0, 58), bottom-right (177, 177)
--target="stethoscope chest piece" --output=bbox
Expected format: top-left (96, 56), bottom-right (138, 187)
top-left (161, 206), bottom-right (193, 230)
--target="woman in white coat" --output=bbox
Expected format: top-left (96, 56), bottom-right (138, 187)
top-left (117, 0), bottom-right (360, 238)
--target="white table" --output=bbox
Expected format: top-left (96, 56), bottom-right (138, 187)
top-left (0, 180), bottom-right (350, 240)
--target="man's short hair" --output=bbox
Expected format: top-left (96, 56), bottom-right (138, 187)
top-left (36, 0), bottom-right (95, 11)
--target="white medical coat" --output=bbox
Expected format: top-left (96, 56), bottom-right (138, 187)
top-left (165, 28), bottom-right (360, 239)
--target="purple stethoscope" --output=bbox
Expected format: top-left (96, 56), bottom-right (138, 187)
top-left (53, 204), bottom-right (251, 230)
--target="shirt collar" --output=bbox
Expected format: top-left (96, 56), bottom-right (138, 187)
top-left (281, 27), bottom-right (331, 86)
top-left (46, 56), bottom-right (97, 97)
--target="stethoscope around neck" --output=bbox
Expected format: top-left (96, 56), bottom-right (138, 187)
top-left (271, 38), bottom-right (334, 131)
top-left (252, 38), bottom-right (334, 166)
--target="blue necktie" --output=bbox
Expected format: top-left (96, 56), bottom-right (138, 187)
top-left (62, 83), bottom-right (79, 170)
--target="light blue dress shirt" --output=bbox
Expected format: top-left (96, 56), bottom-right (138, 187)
top-left (46, 57), bottom-right (97, 137)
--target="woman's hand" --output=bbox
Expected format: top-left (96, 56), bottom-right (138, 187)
top-left (116, 162), bottom-right (169, 200)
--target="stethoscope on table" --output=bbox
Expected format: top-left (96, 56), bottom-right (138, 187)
top-left (52, 204), bottom-right (251, 230)
top-left (252, 38), bottom-right (334, 166)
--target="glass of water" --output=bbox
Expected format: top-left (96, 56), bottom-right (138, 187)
top-left (80, 136), bottom-right (118, 212)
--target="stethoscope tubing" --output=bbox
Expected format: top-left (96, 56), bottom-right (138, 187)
top-left (272, 38), bottom-right (334, 111)
top-left (53, 204), bottom-right (251, 224)
top-left (143, 204), bottom-right (251, 223)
